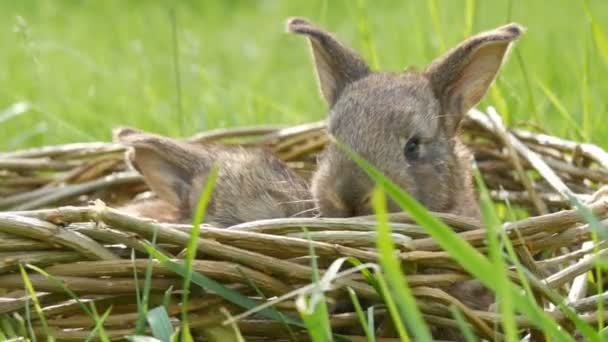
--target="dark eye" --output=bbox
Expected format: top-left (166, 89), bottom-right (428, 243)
top-left (403, 136), bottom-right (421, 160)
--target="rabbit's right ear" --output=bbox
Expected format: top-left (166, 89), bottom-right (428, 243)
top-left (425, 23), bottom-right (524, 135)
top-left (114, 128), bottom-right (207, 208)
top-left (287, 17), bottom-right (370, 106)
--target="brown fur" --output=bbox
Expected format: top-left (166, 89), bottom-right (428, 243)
top-left (287, 18), bottom-right (522, 220)
top-left (114, 127), bottom-right (314, 227)
top-left (288, 18), bottom-right (524, 339)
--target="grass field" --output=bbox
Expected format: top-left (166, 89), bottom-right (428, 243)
top-left (2, 1), bottom-right (608, 341)
top-left (1, 0), bottom-right (608, 150)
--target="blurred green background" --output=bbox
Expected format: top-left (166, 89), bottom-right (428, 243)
top-left (1, 0), bottom-right (607, 150)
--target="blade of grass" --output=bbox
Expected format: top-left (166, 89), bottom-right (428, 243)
top-left (582, 25), bottom-right (593, 141)
top-left (338, 141), bottom-right (575, 341)
top-left (463, 0), bottom-right (475, 37)
top-left (19, 264), bottom-right (51, 342)
top-left (26, 264), bottom-right (111, 342)
top-left (13, 312), bottom-right (28, 338)
top-left (347, 287), bottom-right (375, 342)
top-left (163, 286), bottom-right (173, 310)
top-left (499, 198), bottom-right (540, 315)
top-left (487, 194), bottom-right (600, 342)
top-left (220, 307), bottom-right (245, 342)
top-left (568, 195), bottom-right (606, 331)
top-left (296, 229), bottom-right (332, 342)
top-left (295, 294), bottom-right (331, 342)
top-left (490, 82), bottom-right (510, 125)
top-left (133, 249), bottom-right (143, 331)
top-left (516, 51), bottom-right (540, 123)
top-left (169, 3), bottom-right (184, 135)
top-left (87, 306), bottom-right (113, 342)
top-left (372, 186), bottom-right (431, 341)
top-left (506, 0), bottom-right (514, 21)
top-left (128, 336), bottom-right (162, 342)
top-left (427, 0), bottom-right (446, 52)
top-left (237, 268), bottom-right (299, 342)
top-left (535, 78), bottom-right (585, 140)
top-left (366, 306), bottom-right (375, 341)
top-left (1, 314), bottom-right (18, 338)
top-left (143, 244), bottom-right (301, 326)
top-left (148, 306), bottom-right (174, 342)
top-left (448, 306), bottom-right (476, 342)
top-left (473, 167), bottom-right (517, 341)
top-left (356, 0), bottom-right (380, 69)
top-left (582, 0), bottom-right (608, 66)
top-left (180, 164), bottom-right (219, 341)
top-left (136, 228), bottom-right (159, 334)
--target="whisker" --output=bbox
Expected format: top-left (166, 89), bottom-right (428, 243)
top-left (278, 199), bottom-right (317, 205)
top-left (291, 206), bottom-right (319, 217)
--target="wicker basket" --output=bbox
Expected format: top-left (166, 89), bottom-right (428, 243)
top-left (0, 108), bottom-right (607, 341)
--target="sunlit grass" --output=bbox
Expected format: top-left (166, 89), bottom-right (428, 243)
top-left (3, 1), bottom-right (608, 340)
top-left (0, 1), bottom-right (606, 149)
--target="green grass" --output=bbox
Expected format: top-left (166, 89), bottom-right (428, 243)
top-left (1, 0), bottom-right (607, 149)
top-left (4, 1), bottom-right (608, 341)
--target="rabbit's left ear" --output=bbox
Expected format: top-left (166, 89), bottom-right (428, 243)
top-left (425, 23), bottom-right (524, 134)
top-left (287, 17), bottom-right (370, 107)
top-left (114, 128), bottom-right (209, 211)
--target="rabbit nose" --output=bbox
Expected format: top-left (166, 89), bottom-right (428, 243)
top-left (357, 193), bottom-right (373, 213)
top-left (332, 178), bottom-right (373, 217)
top-left (318, 190), bottom-right (353, 217)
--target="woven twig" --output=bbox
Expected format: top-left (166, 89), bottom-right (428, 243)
top-left (1, 108), bottom-right (607, 340)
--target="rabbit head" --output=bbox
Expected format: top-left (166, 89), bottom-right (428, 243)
top-left (114, 128), bottom-right (314, 226)
top-left (288, 18), bottom-right (523, 218)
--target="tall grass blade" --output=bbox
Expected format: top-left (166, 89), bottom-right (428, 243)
top-left (371, 187), bottom-right (431, 341)
top-left (448, 306), bottom-right (476, 342)
top-left (142, 244), bottom-right (301, 326)
top-left (237, 268), bottom-right (299, 342)
top-left (473, 167), bottom-right (517, 341)
top-left (19, 264), bottom-right (52, 342)
top-left (136, 228), bottom-right (159, 334)
top-left (163, 286), bottom-right (173, 310)
top-left (568, 194), bottom-right (607, 331)
top-left (347, 287), bottom-right (375, 342)
top-left (516, 51), bottom-right (540, 123)
top-left (220, 308), bottom-right (246, 342)
top-left (87, 306), bottom-right (113, 342)
top-left (464, 0), bottom-right (475, 37)
top-left (147, 306), bottom-right (174, 342)
top-left (0, 314), bottom-right (18, 337)
top-left (128, 336), bottom-right (162, 342)
top-left (356, 0), bottom-right (380, 69)
top-left (490, 82), bottom-right (510, 125)
top-left (180, 164), bottom-right (219, 340)
top-left (338, 141), bottom-right (575, 341)
top-left (427, 0), bottom-right (446, 52)
top-left (26, 265), bottom-right (110, 342)
top-left (535, 78), bottom-right (585, 139)
top-left (582, 0), bottom-right (608, 66)
top-left (295, 229), bottom-right (332, 342)
top-left (169, 3), bottom-right (184, 134)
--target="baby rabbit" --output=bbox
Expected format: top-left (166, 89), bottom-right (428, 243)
top-left (287, 17), bottom-right (523, 220)
top-left (114, 127), bottom-right (314, 227)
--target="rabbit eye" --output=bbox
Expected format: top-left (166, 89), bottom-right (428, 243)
top-left (403, 136), bottom-right (421, 160)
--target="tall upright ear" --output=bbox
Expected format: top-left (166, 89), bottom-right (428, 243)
top-left (114, 127), bottom-right (207, 209)
top-left (425, 23), bottom-right (524, 134)
top-left (286, 17), bottom-right (370, 107)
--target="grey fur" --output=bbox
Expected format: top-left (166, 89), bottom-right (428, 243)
top-left (114, 128), bottom-right (314, 227)
top-left (288, 17), bottom-right (523, 220)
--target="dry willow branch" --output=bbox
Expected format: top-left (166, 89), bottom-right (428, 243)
top-left (0, 108), bottom-right (607, 340)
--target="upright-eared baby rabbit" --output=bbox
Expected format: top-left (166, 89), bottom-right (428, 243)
top-left (287, 18), bottom-right (523, 220)
top-left (114, 128), bottom-right (314, 227)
